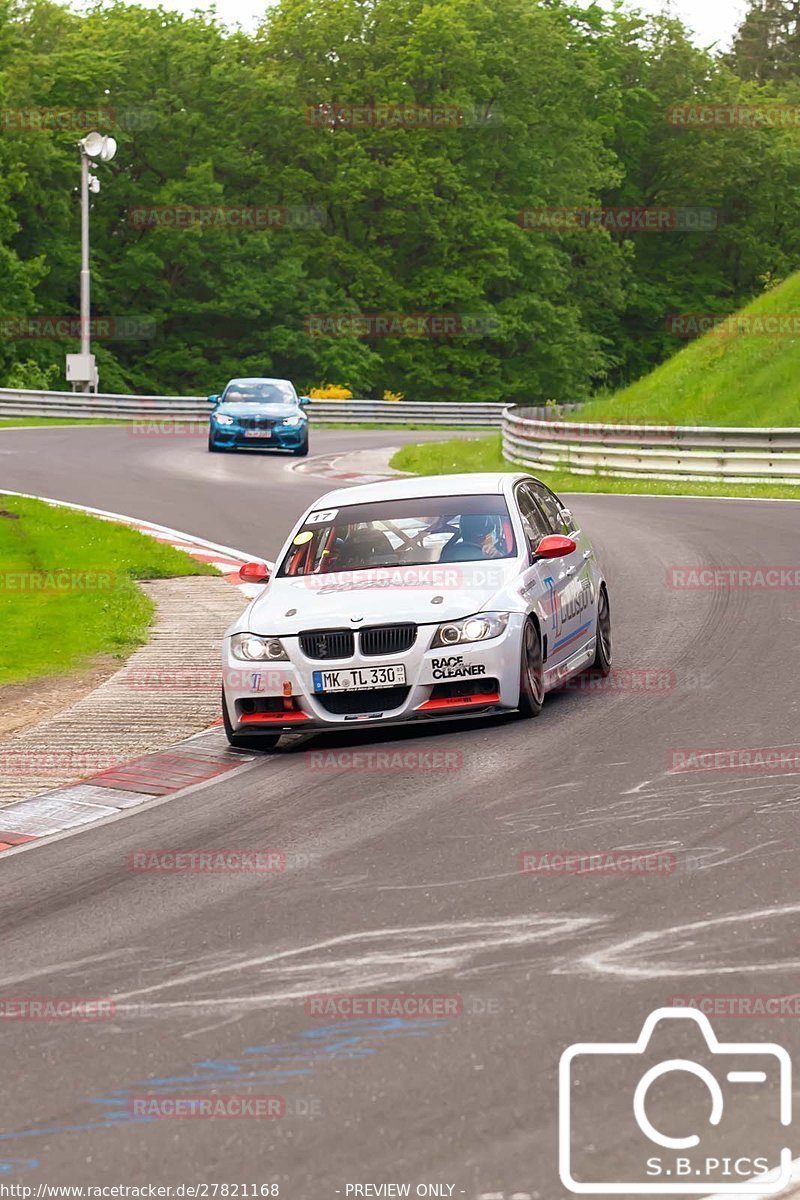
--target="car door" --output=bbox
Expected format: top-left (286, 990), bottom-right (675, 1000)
top-left (517, 481), bottom-right (594, 669)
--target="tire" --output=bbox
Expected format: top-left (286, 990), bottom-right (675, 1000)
top-left (591, 585), bottom-right (612, 675)
top-left (292, 437), bottom-right (309, 457)
top-left (222, 689), bottom-right (280, 751)
top-left (518, 617), bottom-right (544, 718)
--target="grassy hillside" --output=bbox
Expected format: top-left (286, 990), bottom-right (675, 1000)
top-left (573, 273), bottom-right (800, 427)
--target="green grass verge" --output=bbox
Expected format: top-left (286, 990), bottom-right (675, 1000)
top-left (390, 434), bottom-right (800, 500)
top-left (0, 496), bottom-right (217, 687)
top-left (570, 272), bottom-right (800, 427)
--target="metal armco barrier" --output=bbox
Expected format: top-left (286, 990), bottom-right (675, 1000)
top-left (503, 406), bottom-right (800, 485)
top-left (0, 387), bottom-right (509, 427)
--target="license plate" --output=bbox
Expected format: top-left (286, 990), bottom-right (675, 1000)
top-left (244, 429), bottom-right (271, 438)
top-left (313, 665), bottom-right (407, 692)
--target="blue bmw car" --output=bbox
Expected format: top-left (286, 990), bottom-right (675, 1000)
top-left (207, 377), bottom-right (310, 456)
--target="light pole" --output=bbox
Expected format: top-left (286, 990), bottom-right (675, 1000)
top-left (66, 130), bottom-right (117, 393)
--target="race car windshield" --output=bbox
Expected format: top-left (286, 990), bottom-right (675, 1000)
top-left (278, 495), bottom-right (517, 576)
top-left (222, 382), bottom-right (296, 404)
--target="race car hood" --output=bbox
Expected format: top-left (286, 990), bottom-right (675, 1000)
top-left (215, 402), bottom-right (303, 420)
top-left (245, 560), bottom-right (522, 634)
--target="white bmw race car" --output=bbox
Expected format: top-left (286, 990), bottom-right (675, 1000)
top-left (221, 472), bottom-right (612, 748)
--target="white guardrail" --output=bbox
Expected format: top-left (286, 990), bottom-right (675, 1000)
top-left (502, 406), bottom-right (800, 485)
top-left (0, 387), bottom-right (515, 427)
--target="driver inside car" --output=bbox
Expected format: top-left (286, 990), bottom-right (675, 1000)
top-left (439, 514), bottom-right (504, 561)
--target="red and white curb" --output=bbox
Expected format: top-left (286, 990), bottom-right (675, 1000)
top-left (289, 450), bottom-right (401, 485)
top-left (0, 490), bottom-right (271, 857)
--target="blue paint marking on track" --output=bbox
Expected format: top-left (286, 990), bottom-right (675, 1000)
top-left (0, 1159), bottom-right (39, 1175)
top-left (0, 1016), bottom-right (448, 1160)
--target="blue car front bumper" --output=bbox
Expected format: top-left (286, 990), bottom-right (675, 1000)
top-left (209, 422), bottom-right (307, 450)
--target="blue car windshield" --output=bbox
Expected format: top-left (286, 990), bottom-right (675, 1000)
top-left (223, 382), bottom-right (296, 405)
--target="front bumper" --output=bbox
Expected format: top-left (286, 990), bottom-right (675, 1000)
top-left (222, 615), bottom-right (525, 733)
top-left (209, 422), bottom-right (307, 450)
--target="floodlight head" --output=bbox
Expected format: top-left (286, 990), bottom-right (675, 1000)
top-left (81, 131), bottom-right (105, 157)
top-left (99, 136), bottom-right (117, 162)
top-left (88, 175), bottom-right (101, 194)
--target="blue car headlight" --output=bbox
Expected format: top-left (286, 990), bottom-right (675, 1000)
top-left (279, 416), bottom-right (305, 427)
top-left (214, 414), bottom-right (235, 426)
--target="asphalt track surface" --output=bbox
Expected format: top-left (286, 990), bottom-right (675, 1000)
top-left (1, 425), bottom-right (799, 1197)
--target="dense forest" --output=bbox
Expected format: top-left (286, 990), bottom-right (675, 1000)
top-left (1, 0), bottom-right (800, 401)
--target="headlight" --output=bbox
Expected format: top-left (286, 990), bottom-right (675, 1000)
top-left (214, 414), bottom-right (234, 426)
top-left (431, 611), bottom-right (509, 648)
top-left (280, 415), bottom-right (304, 427)
top-left (231, 633), bottom-right (288, 661)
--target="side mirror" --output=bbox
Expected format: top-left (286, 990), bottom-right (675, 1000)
top-left (299, 396), bottom-right (311, 407)
top-left (239, 561), bottom-right (271, 583)
top-left (532, 534), bottom-right (577, 561)
top-left (208, 394), bottom-right (220, 405)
